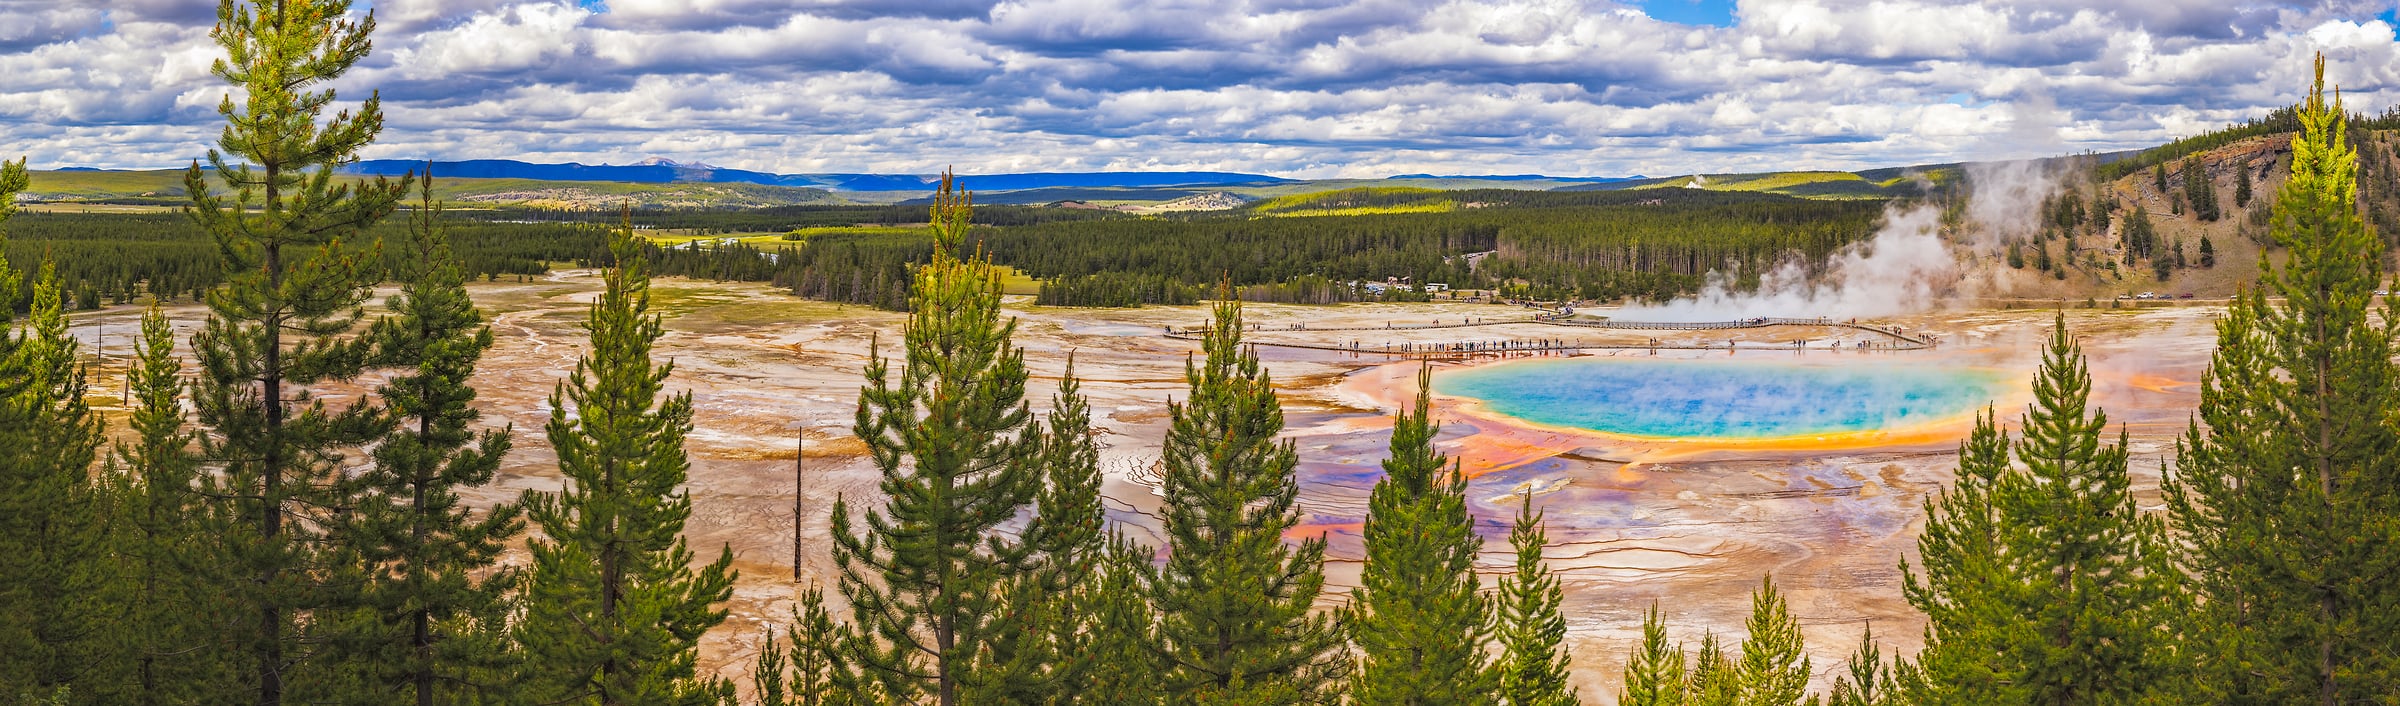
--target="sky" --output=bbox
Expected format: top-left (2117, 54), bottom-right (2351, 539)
top-left (3, 0), bottom-right (2399, 179)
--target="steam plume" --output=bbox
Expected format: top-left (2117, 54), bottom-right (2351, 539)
top-left (1613, 161), bottom-right (2062, 322)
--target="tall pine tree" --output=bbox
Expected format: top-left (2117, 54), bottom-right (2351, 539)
top-left (1492, 493), bottom-right (1575, 706)
top-left (1899, 408), bottom-right (2020, 706)
top-left (100, 307), bottom-right (238, 704)
top-left (2165, 55), bottom-right (2400, 704)
top-left (1904, 315), bottom-right (2173, 705)
top-left (1150, 293), bottom-right (1347, 703)
top-left (1348, 365), bottom-right (1492, 705)
top-left (515, 224), bottom-right (738, 705)
top-left (965, 358), bottom-right (1114, 704)
top-left (1081, 532), bottom-right (1165, 706)
top-left (0, 156), bottom-right (25, 393)
top-left (182, 1), bottom-right (408, 701)
top-left (325, 174), bottom-right (524, 705)
top-left (1997, 314), bottom-right (2173, 704)
top-left (0, 261), bottom-right (110, 701)
top-left (826, 174), bottom-right (1042, 706)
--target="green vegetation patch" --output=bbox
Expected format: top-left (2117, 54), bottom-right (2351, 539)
top-left (1616, 169), bottom-right (1938, 200)
top-left (783, 224), bottom-right (927, 240)
top-left (1252, 187), bottom-right (1456, 215)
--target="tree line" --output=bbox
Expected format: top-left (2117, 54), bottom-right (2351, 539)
top-left (0, 209), bottom-right (611, 311)
top-left (634, 188), bottom-right (1888, 310)
top-left (2094, 99), bottom-right (2400, 183)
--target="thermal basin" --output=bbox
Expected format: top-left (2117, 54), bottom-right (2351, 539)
top-left (1434, 357), bottom-right (2011, 444)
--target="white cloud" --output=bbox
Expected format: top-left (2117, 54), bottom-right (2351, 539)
top-left (0, 0), bottom-right (2394, 175)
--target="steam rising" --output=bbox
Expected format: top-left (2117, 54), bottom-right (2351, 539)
top-left (1615, 161), bottom-right (2061, 323)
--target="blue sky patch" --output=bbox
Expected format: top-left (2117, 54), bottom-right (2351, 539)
top-left (1639, 0), bottom-right (1737, 28)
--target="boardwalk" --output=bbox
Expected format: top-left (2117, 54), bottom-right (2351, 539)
top-left (1162, 313), bottom-right (1935, 360)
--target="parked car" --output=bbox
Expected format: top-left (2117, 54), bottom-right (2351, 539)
top-left (2178, 293), bottom-right (2194, 299)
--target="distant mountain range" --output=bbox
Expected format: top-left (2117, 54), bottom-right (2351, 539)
top-left (1385, 173), bottom-right (1645, 183)
top-left (338, 158), bottom-right (1298, 193)
top-left (332, 158), bottom-right (1670, 194)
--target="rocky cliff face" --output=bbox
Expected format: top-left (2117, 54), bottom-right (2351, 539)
top-left (1143, 190), bottom-right (1250, 212)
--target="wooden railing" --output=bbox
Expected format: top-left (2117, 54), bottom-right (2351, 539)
top-left (1161, 313), bottom-right (1934, 359)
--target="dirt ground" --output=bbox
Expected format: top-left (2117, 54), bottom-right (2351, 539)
top-left (64, 274), bottom-right (2221, 700)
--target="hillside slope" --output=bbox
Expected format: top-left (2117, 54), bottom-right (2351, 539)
top-left (1959, 128), bottom-right (2400, 302)
top-left (1562, 166), bottom-right (1958, 200)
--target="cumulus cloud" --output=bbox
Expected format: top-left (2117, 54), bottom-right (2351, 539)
top-left (0, 0), bottom-right (2396, 176)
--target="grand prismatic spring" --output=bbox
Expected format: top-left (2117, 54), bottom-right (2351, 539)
top-left (1434, 358), bottom-right (2013, 442)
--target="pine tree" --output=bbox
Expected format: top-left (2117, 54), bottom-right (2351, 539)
top-left (324, 174), bottom-right (523, 705)
top-left (1826, 625), bottom-right (1890, 706)
top-left (2198, 236), bottom-right (2216, 268)
top-left (1999, 314), bottom-right (2173, 704)
top-left (1689, 632), bottom-right (1739, 706)
top-left (1623, 603), bottom-right (1688, 706)
top-left (2165, 55), bottom-right (2400, 704)
top-left (1735, 577), bottom-right (1808, 706)
top-left (1150, 293), bottom-right (1347, 704)
top-left (753, 631), bottom-right (790, 706)
top-left (789, 588), bottom-right (863, 706)
top-left (2120, 206), bottom-right (2157, 261)
top-left (1349, 365), bottom-right (1492, 705)
top-left (962, 358), bottom-right (1113, 705)
top-left (0, 262), bottom-right (110, 700)
top-left (180, 1), bottom-right (409, 701)
top-left (757, 587), bottom-right (864, 706)
top-left (1081, 533), bottom-right (1164, 706)
top-left (1898, 407), bottom-right (2018, 706)
top-left (515, 226), bottom-right (739, 705)
top-left (1905, 315), bottom-right (2174, 705)
top-left (1492, 493), bottom-right (1575, 706)
top-left (2184, 160), bottom-right (2222, 222)
top-left (827, 174), bottom-right (1042, 706)
top-left (2235, 159), bottom-right (2254, 208)
top-left (2153, 163), bottom-right (2169, 196)
top-left (0, 158), bottom-right (23, 377)
top-left (99, 307), bottom-right (239, 704)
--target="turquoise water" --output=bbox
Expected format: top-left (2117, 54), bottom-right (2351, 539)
top-left (1435, 358), bottom-right (2009, 439)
